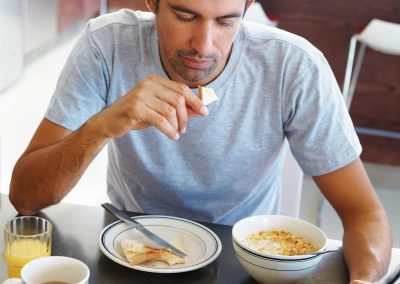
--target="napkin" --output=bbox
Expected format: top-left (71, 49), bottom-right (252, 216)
top-left (298, 248), bottom-right (350, 284)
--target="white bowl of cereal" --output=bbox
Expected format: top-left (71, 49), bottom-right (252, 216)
top-left (232, 215), bottom-right (327, 284)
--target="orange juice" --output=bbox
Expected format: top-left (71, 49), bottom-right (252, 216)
top-left (4, 239), bottom-right (51, 278)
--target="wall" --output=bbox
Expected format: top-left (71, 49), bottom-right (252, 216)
top-left (259, 0), bottom-right (400, 165)
top-left (108, 0), bottom-right (147, 11)
top-left (58, 0), bottom-right (100, 32)
top-left (0, 0), bottom-right (100, 92)
top-left (22, 0), bottom-right (100, 58)
top-left (0, 0), bottom-right (23, 92)
top-left (22, 0), bottom-right (58, 55)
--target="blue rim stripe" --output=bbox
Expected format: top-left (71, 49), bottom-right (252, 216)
top-left (101, 215), bottom-right (221, 271)
top-left (235, 251), bottom-right (320, 272)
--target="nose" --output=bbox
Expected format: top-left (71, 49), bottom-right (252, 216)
top-left (190, 21), bottom-right (213, 57)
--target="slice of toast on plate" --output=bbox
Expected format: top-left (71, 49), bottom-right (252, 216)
top-left (121, 236), bottom-right (188, 266)
top-left (120, 239), bottom-right (162, 265)
top-left (158, 236), bottom-right (188, 265)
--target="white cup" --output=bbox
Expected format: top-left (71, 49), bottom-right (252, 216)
top-left (3, 256), bottom-right (90, 284)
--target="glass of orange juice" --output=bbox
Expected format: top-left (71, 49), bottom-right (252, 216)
top-left (4, 216), bottom-right (52, 278)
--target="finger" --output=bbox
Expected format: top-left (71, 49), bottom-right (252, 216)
top-left (143, 107), bottom-right (180, 140)
top-left (187, 107), bottom-right (202, 118)
top-left (145, 96), bottom-right (179, 131)
top-left (150, 75), bottom-right (209, 117)
top-left (154, 86), bottom-right (188, 133)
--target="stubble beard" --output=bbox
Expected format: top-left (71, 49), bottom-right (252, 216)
top-left (160, 45), bottom-right (220, 85)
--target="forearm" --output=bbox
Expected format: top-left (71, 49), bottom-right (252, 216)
top-left (313, 159), bottom-right (393, 283)
top-left (343, 209), bottom-right (392, 282)
top-left (10, 119), bottom-right (110, 215)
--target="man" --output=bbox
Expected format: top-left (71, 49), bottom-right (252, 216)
top-left (9, 0), bottom-right (391, 282)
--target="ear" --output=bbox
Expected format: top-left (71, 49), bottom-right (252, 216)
top-left (247, 0), bottom-right (256, 8)
top-left (145, 0), bottom-right (157, 13)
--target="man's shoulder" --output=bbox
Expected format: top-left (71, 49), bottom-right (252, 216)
top-left (86, 9), bottom-right (154, 34)
top-left (241, 21), bottom-right (323, 62)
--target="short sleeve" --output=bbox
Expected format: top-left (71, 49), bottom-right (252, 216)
top-left (283, 54), bottom-right (362, 176)
top-left (45, 21), bottom-right (109, 131)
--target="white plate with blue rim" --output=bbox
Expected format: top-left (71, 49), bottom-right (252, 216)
top-left (99, 215), bottom-right (222, 273)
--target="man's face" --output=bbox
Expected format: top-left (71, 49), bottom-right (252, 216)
top-left (154, 0), bottom-right (249, 87)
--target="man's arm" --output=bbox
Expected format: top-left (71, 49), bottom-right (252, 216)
top-left (10, 75), bottom-right (207, 215)
top-left (313, 158), bottom-right (392, 282)
top-left (9, 117), bottom-right (110, 215)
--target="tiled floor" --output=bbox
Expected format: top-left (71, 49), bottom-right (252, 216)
top-left (0, 28), bottom-right (399, 249)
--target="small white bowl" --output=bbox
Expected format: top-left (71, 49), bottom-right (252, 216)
top-left (232, 215), bottom-right (327, 284)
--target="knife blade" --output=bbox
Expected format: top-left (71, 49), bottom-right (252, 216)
top-left (102, 203), bottom-right (187, 257)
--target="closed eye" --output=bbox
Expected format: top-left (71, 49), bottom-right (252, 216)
top-left (175, 12), bottom-right (196, 22)
top-left (218, 20), bottom-right (235, 28)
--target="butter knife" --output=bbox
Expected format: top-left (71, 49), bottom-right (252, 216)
top-left (102, 203), bottom-right (187, 257)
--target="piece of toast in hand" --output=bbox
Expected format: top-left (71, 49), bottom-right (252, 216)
top-left (120, 239), bottom-right (162, 265)
top-left (198, 86), bottom-right (218, 105)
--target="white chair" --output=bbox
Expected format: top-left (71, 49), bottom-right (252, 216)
top-left (280, 140), bottom-right (303, 218)
top-left (342, 19), bottom-right (400, 108)
top-left (243, 2), bottom-right (278, 27)
top-left (100, 0), bottom-right (108, 14)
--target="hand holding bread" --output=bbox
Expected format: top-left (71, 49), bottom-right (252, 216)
top-left (90, 75), bottom-right (208, 141)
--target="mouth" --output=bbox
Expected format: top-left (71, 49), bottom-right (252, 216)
top-left (179, 56), bottom-right (214, 70)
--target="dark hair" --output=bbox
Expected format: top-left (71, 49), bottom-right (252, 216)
top-left (155, 0), bottom-right (250, 14)
top-left (155, 0), bottom-right (160, 13)
top-left (244, 0), bottom-right (250, 15)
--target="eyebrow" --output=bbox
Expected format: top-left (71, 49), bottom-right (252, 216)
top-left (168, 4), bottom-right (242, 19)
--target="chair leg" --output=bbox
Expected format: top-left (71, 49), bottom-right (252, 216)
top-left (347, 43), bottom-right (366, 108)
top-left (100, 0), bottom-right (108, 14)
top-left (343, 35), bottom-right (358, 107)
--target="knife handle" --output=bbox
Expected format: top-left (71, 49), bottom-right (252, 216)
top-left (102, 203), bottom-right (143, 230)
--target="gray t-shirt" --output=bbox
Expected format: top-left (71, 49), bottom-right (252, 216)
top-left (45, 9), bottom-right (361, 225)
